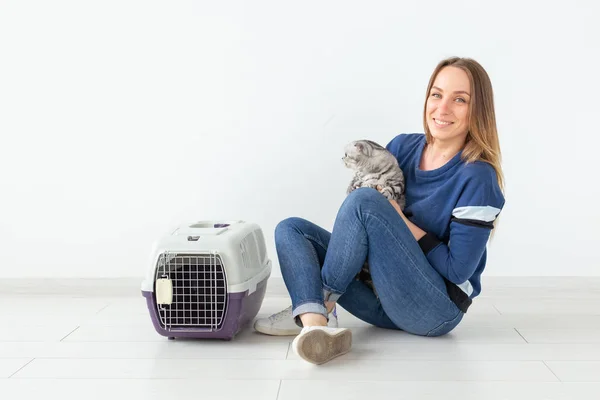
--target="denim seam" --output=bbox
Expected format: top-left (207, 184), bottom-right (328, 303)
top-left (301, 233), bottom-right (346, 301)
top-left (363, 211), bottom-right (456, 307)
top-left (321, 284), bottom-right (343, 296)
top-left (294, 299), bottom-right (323, 308)
top-left (426, 309), bottom-right (462, 336)
top-left (302, 233), bottom-right (322, 270)
top-left (293, 299), bottom-right (325, 308)
top-left (326, 216), bottom-right (364, 292)
top-left (302, 233), bottom-right (327, 253)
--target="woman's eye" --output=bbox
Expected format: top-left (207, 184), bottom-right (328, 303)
top-left (431, 93), bottom-right (441, 98)
top-left (456, 98), bottom-right (466, 103)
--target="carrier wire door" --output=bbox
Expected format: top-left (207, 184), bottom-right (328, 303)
top-left (141, 220), bottom-right (272, 340)
top-left (155, 252), bottom-right (228, 331)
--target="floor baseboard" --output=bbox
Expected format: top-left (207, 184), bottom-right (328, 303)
top-left (0, 276), bottom-right (598, 297)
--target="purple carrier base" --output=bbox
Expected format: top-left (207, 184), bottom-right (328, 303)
top-left (142, 276), bottom-right (268, 341)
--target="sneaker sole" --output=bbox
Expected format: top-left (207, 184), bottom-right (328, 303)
top-left (253, 322), bottom-right (301, 336)
top-left (295, 329), bottom-right (352, 365)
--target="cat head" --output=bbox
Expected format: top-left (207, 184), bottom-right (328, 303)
top-left (342, 140), bottom-right (388, 171)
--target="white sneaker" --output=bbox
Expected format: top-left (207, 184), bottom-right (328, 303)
top-left (292, 326), bottom-right (352, 365)
top-left (253, 305), bottom-right (339, 336)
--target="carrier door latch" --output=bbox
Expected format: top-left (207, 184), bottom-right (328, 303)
top-left (156, 278), bottom-right (173, 305)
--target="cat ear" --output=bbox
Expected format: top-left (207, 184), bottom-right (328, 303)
top-left (355, 143), bottom-right (364, 152)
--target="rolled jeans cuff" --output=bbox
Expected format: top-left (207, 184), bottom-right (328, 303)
top-left (322, 285), bottom-right (343, 303)
top-left (292, 302), bottom-right (328, 328)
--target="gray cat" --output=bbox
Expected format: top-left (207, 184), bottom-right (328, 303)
top-left (342, 139), bottom-right (406, 296)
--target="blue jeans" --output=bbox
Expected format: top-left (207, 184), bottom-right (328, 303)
top-left (275, 187), bottom-right (464, 337)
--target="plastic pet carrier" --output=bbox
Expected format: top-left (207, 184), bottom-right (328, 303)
top-left (141, 220), bottom-right (272, 340)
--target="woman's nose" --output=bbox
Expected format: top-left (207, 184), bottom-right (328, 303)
top-left (438, 99), bottom-right (452, 114)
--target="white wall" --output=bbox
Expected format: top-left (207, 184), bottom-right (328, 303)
top-left (1, 0), bottom-right (598, 279)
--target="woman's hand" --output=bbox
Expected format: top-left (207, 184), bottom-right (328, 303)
top-left (376, 185), bottom-right (403, 213)
top-left (377, 185), bottom-right (426, 241)
top-left (388, 198), bottom-right (403, 215)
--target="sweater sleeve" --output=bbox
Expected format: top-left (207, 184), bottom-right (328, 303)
top-left (385, 134), bottom-right (407, 159)
top-left (418, 164), bottom-right (505, 286)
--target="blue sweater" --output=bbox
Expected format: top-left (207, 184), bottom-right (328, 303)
top-left (386, 133), bottom-right (505, 299)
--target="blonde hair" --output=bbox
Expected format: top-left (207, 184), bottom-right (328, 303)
top-left (422, 57), bottom-right (504, 192)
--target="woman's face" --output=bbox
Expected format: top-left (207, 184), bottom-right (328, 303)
top-left (426, 66), bottom-right (471, 144)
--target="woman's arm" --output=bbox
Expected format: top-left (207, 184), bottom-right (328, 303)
top-left (377, 182), bottom-right (427, 240)
top-left (388, 199), bottom-right (427, 241)
top-left (381, 167), bottom-right (505, 287)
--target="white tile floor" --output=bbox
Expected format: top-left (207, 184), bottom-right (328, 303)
top-left (1, 277), bottom-right (600, 399)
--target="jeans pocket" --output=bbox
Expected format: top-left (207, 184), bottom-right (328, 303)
top-left (426, 311), bottom-right (464, 337)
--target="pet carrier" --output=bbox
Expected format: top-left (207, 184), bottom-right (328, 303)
top-left (141, 220), bottom-right (272, 340)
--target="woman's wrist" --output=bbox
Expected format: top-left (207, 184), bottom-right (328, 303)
top-left (389, 199), bottom-right (427, 241)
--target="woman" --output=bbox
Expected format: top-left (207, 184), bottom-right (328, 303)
top-left (254, 56), bottom-right (506, 365)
